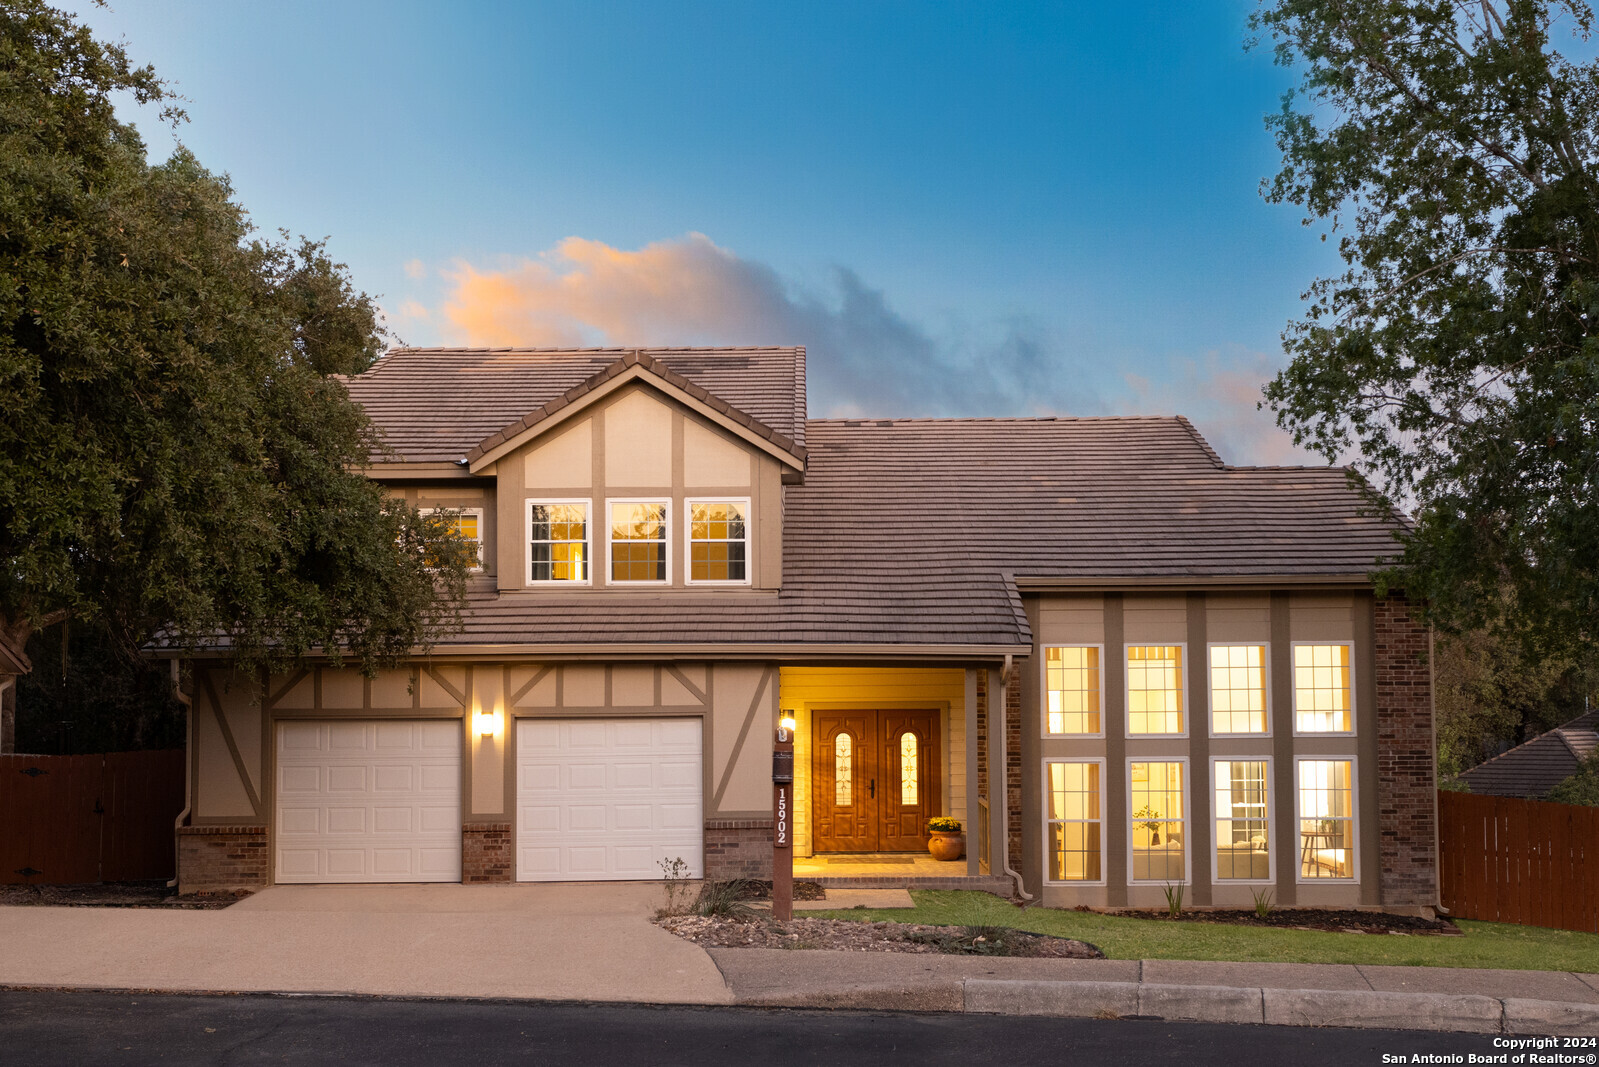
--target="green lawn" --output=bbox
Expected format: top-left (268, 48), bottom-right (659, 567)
top-left (810, 891), bottom-right (1599, 973)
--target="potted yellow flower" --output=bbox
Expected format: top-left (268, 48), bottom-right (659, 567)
top-left (926, 817), bottom-right (965, 861)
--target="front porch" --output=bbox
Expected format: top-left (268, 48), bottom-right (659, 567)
top-left (793, 852), bottom-right (1013, 892)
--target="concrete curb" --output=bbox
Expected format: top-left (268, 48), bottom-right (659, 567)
top-left (960, 979), bottom-right (1599, 1035)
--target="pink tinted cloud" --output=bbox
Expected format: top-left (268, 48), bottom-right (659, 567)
top-left (1123, 348), bottom-right (1316, 467)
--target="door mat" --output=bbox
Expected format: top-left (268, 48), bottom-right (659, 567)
top-left (824, 856), bottom-right (915, 865)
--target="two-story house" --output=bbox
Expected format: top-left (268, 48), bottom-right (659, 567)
top-left (170, 346), bottom-right (1439, 914)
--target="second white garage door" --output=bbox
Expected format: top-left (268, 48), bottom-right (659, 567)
top-left (516, 718), bottom-right (703, 881)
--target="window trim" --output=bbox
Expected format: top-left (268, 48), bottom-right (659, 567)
top-left (1205, 641), bottom-right (1273, 739)
top-left (1123, 642), bottom-right (1190, 739)
top-left (1209, 756), bottom-right (1275, 886)
top-left (1293, 755), bottom-right (1359, 884)
top-left (525, 498), bottom-right (594, 587)
top-left (1040, 644), bottom-right (1106, 739)
top-left (420, 505), bottom-right (485, 572)
top-left (683, 496), bottom-right (753, 587)
top-left (1289, 641), bottom-right (1357, 737)
top-left (605, 497), bottom-right (672, 586)
top-left (1042, 757), bottom-right (1108, 887)
top-left (1125, 756), bottom-right (1192, 886)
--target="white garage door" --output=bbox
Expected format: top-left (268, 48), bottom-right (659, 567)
top-left (517, 717), bottom-right (703, 881)
top-left (275, 720), bottom-right (461, 884)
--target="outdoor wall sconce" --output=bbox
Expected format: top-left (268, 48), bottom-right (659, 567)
top-left (475, 708), bottom-right (500, 739)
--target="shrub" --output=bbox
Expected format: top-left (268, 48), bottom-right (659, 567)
top-left (927, 817), bottom-right (963, 833)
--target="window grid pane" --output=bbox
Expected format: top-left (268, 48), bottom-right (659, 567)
top-left (1299, 760), bottom-right (1354, 878)
top-left (529, 503), bottom-right (587, 582)
top-left (1046, 646), bottom-right (1101, 734)
top-left (1294, 645), bottom-right (1352, 732)
top-left (1210, 645), bottom-right (1266, 734)
top-left (1214, 760), bottom-right (1270, 880)
top-left (611, 502), bottom-right (667, 582)
top-left (689, 502), bottom-right (747, 582)
top-left (1047, 762), bottom-right (1102, 881)
top-left (1127, 646), bottom-right (1184, 734)
top-left (1130, 761), bottom-right (1185, 881)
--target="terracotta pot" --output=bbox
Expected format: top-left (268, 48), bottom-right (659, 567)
top-left (928, 831), bottom-right (965, 861)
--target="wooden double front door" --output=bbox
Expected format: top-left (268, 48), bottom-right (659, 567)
top-left (813, 710), bottom-right (940, 853)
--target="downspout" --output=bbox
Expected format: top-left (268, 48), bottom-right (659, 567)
top-left (995, 654), bottom-right (1034, 902)
top-left (167, 659), bottom-right (192, 891)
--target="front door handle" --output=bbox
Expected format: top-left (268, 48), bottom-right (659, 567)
top-left (870, 778), bottom-right (875, 799)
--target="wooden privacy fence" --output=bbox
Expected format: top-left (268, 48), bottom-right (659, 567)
top-left (0, 750), bottom-right (185, 885)
top-left (1438, 789), bottom-right (1599, 933)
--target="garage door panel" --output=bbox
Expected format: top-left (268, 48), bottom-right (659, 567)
top-left (275, 720), bottom-right (461, 884)
top-left (517, 717), bottom-right (702, 881)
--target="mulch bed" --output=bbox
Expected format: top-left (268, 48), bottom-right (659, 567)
top-left (0, 881), bottom-right (251, 910)
top-left (659, 914), bottom-right (1104, 958)
top-left (728, 880), bottom-right (828, 902)
top-left (1106, 907), bottom-right (1461, 936)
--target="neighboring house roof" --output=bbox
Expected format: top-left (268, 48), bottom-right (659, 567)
top-left (1458, 711), bottom-right (1599, 798)
top-left (424, 415), bottom-right (1402, 652)
top-left (344, 347), bottom-right (808, 463)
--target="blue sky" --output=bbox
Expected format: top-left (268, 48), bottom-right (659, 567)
top-left (73, 1), bottom-right (1348, 464)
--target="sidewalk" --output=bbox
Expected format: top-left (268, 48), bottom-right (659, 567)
top-left (2, 884), bottom-right (1596, 1035)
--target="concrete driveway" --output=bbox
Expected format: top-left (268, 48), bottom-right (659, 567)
top-left (0, 883), bottom-right (732, 1004)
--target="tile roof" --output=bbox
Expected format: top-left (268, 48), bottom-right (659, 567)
top-left (424, 415), bottom-right (1404, 650)
top-left (345, 347), bottom-right (807, 463)
top-left (1458, 711), bottom-right (1599, 798)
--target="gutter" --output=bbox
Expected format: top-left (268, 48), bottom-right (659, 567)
top-left (167, 660), bottom-right (192, 891)
top-left (994, 653), bottom-right (1033, 902)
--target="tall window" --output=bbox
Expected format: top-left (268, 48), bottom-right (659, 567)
top-left (1210, 645), bottom-right (1267, 734)
top-left (610, 501), bottom-right (668, 582)
top-left (1130, 761), bottom-right (1186, 882)
top-left (1045, 646), bottom-right (1101, 735)
top-left (834, 733), bottom-right (853, 807)
top-left (1298, 759), bottom-right (1354, 879)
top-left (900, 732), bottom-right (919, 806)
top-left (1127, 646), bottom-right (1184, 734)
top-left (1294, 644), bottom-right (1353, 732)
top-left (687, 500), bottom-right (748, 583)
top-left (423, 507), bottom-right (483, 569)
top-left (1214, 760), bottom-right (1270, 880)
top-left (1046, 761), bottom-right (1102, 882)
top-left (528, 502), bottom-right (588, 583)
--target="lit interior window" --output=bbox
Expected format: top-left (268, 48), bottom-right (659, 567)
top-left (1294, 645), bottom-right (1352, 732)
top-left (689, 501), bottom-right (747, 582)
top-left (1214, 760), bottom-right (1269, 880)
top-left (610, 502), bottom-right (667, 582)
top-left (900, 731), bottom-right (918, 806)
top-left (834, 733), bottom-right (853, 807)
top-left (1299, 760), bottom-right (1354, 879)
top-left (529, 502), bottom-right (588, 582)
top-left (1131, 761), bottom-right (1185, 882)
top-left (1047, 762), bottom-right (1102, 881)
top-left (1046, 646), bottom-right (1100, 734)
top-left (424, 508), bottom-right (483, 568)
top-left (1127, 646), bottom-right (1184, 734)
top-left (1210, 645), bottom-right (1267, 734)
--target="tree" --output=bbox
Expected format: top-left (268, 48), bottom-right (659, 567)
top-left (0, 1), bottom-right (473, 693)
top-left (1546, 751), bottom-right (1599, 805)
top-left (1252, 0), bottom-right (1599, 658)
top-left (1433, 627), bottom-right (1591, 775)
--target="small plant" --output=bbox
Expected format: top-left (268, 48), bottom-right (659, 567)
top-left (1133, 806), bottom-right (1162, 844)
top-left (1162, 881), bottom-right (1185, 918)
top-left (1251, 886), bottom-right (1275, 919)
top-left (656, 856), bottom-right (694, 917)
top-left (927, 817), bottom-right (962, 834)
top-left (695, 879), bottom-right (758, 919)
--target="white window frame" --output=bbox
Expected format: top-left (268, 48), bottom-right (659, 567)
top-left (1206, 642), bottom-right (1273, 739)
top-left (525, 498), bottom-right (593, 587)
top-left (1290, 641), bottom-right (1357, 737)
top-left (683, 496), bottom-right (753, 587)
top-left (1041, 644), bottom-right (1106, 739)
top-left (605, 497), bottom-right (671, 586)
top-left (420, 506), bottom-right (484, 572)
top-left (1125, 756), bottom-right (1191, 886)
top-left (1210, 756), bottom-right (1274, 885)
top-left (1294, 755), bottom-right (1359, 884)
top-left (1042, 757), bottom-right (1107, 886)
top-left (1123, 642), bottom-right (1189, 739)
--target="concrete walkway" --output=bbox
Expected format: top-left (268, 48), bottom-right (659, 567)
top-left (0, 883), bottom-right (731, 1005)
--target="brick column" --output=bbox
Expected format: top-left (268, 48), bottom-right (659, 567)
top-left (1374, 592), bottom-right (1439, 907)
top-left (177, 825), bottom-right (268, 893)
top-left (462, 823), bottom-right (514, 883)
top-left (1006, 658), bottom-right (1025, 873)
top-left (704, 818), bottom-right (773, 879)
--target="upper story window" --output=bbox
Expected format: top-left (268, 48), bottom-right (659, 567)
top-left (609, 500), bottom-right (669, 583)
top-left (1127, 645), bottom-right (1184, 735)
top-left (1293, 643), bottom-right (1353, 733)
top-left (1044, 646), bottom-right (1101, 736)
top-left (1210, 644), bottom-right (1267, 735)
top-left (422, 507), bottom-right (483, 570)
top-left (528, 500), bottom-right (590, 583)
top-left (687, 499), bottom-right (749, 584)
